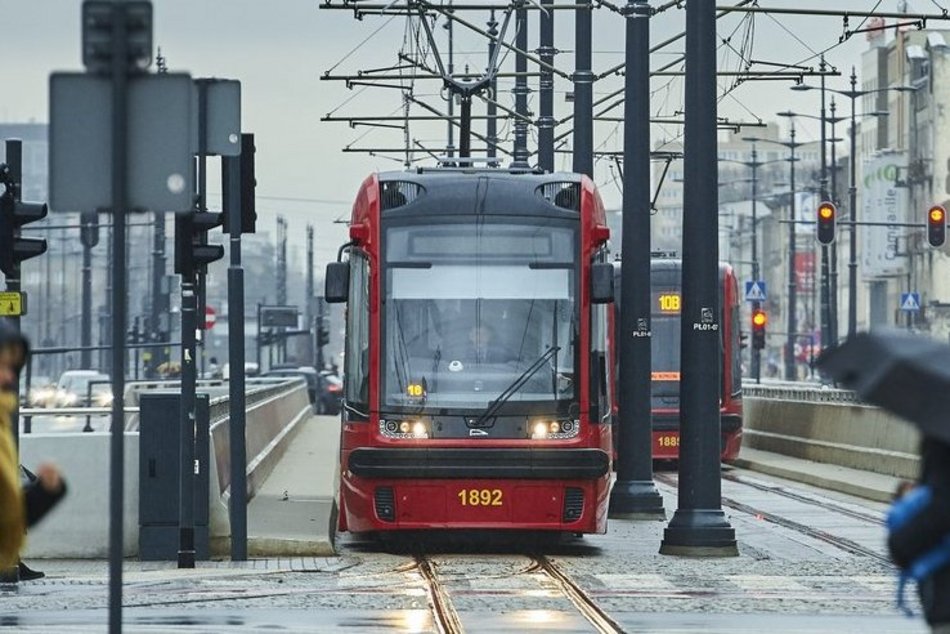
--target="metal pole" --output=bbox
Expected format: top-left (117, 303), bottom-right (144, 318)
top-left (818, 57), bottom-right (831, 354)
top-left (486, 11), bottom-right (499, 166)
top-left (149, 212), bottom-right (165, 377)
top-left (785, 125), bottom-right (798, 381)
top-left (256, 302), bottom-right (262, 371)
top-left (848, 67), bottom-right (859, 339)
top-left (573, 0), bottom-right (594, 177)
top-left (660, 0), bottom-right (737, 557)
top-left (178, 80), bottom-right (209, 570)
top-left (306, 224), bottom-right (315, 366)
top-left (609, 0), bottom-right (664, 520)
top-left (537, 0), bottom-right (555, 171)
top-left (81, 223), bottom-right (93, 370)
top-left (750, 145), bottom-right (761, 383)
top-left (225, 137), bottom-right (248, 561)
top-left (512, 3), bottom-right (530, 168)
top-left (178, 272), bottom-right (197, 569)
top-left (446, 9), bottom-right (455, 159)
top-left (830, 99), bottom-right (839, 345)
top-left (5, 140), bottom-right (22, 453)
top-left (108, 3), bottom-right (129, 629)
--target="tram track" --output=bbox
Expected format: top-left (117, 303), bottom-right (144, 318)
top-left (722, 472), bottom-right (885, 526)
top-left (412, 552), bottom-right (625, 634)
top-left (654, 474), bottom-right (890, 564)
top-left (413, 554), bottom-right (465, 634)
top-left (534, 554), bottom-right (626, 634)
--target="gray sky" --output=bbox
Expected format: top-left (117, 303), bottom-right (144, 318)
top-left (0, 0), bottom-right (925, 266)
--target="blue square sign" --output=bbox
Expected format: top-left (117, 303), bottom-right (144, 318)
top-left (745, 281), bottom-right (767, 302)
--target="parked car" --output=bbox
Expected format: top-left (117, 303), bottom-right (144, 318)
top-left (56, 370), bottom-right (111, 407)
top-left (262, 366), bottom-right (321, 410)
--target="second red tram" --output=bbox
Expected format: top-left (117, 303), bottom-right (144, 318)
top-left (613, 256), bottom-right (743, 462)
top-left (325, 170), bottom-right (615, 535)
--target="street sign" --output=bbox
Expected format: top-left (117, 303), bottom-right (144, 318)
top-left (49, 72), bottom-right (194, 213)
top-left (204, 306), bottom-right (217, 330)
top-left (260, 306), bottom-right (298, 328)
top-left (744, 281), bottom-right (767, 302)
top-left (900, 293), bottom-right (921, 312)
top-left (0, 291), bottom-right (25, 317)
top-left (192, 79), bottom-right (242, 157)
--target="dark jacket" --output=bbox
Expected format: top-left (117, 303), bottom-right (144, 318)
top-left (888, 438), bottom-right (950, 625)
top-left (20, 466), bottom-right (67, 527)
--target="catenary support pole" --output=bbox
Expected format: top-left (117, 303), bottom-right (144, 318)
top-left (573, 0), bottom-right (593, 176)
top-left (537, 0), bottom-right (555, 171)
top-left (610, 0), bottom-right (665, 520)
top-left (660, 0), bottom-right (738, 558)
top-left (81, 226), bottom-right (93, 370)
top-left (847, 68), bottom-right (858, 339)
top-left (830, 99), bottom-right (839, 345)
top-left (785, 125), bottom-right (798, 381)
top-left (486, 11), bottom-right (499, 166)
top-left (512, 2), bottom-right (530, 167)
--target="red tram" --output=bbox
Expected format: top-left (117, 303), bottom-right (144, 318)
top-left (613, 256), bottom-right (743, 462)
top-left (325, 170), bottom-right (616, 535)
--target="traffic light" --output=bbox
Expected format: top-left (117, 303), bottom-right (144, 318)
top-left (317, 323), bottom-right (330, 347)
top-left (80, 211), bottom-right (99, 248)
top-left (816, 201), bottom-right (836, 245)
top-left (928, 205), bottom-right (947, 248)
top-left (0, 182), bottom-right (48, 278)
top-left (175, 211), bottom-right (224, 278)
top-left (751, 309), bottom-right (767, 350)
top-left (222, 134), bottom-right (257, 235)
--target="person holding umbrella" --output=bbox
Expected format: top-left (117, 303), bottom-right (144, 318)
top-left (0, 320), bottom-right (67, 581)
top-left (820, 330), bottom-right (950, 630)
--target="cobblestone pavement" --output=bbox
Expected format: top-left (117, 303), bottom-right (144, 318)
top-left (0, 469), bottom-right (928, 633)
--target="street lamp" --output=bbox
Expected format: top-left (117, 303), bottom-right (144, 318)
top-left (718, 152), bottom-right (786, 383)
top-left (791, 66), bottom-right (915, 339)
top-left (743, 126), bottom-right (803, 382)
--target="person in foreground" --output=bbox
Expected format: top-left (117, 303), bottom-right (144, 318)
top-left (0, 319), bottom-right (67, 581)
top-left (887, 437), bottom-right (950, 632)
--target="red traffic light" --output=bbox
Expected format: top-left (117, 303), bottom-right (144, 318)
top-left (928, 205), bottom-right (947, 248)
top-left (816, 201), bottom-right (836, 245)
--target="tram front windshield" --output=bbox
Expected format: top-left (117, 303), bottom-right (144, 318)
top-left (383, 221), bottom-right (577, 413)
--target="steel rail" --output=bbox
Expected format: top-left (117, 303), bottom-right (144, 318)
top-left (535, 555), bottom-right (625, 634)
top-left (414, 555), bottom-right (466, 634)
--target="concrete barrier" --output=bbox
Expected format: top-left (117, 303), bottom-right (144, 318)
top-left (742, 383), bottom-right (920, 480)
top-left (207, 381), bottom-right (312, 552)
top-left (17, 378), bottom-right (310, 559)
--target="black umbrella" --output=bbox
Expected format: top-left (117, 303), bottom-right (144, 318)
top-left (817, 329), bottom-right (950, 445)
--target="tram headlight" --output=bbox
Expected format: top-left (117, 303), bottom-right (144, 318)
top-left (530, 419), bottom-right (580, 439)
top-left (380, 419), bottom-right (430, 439)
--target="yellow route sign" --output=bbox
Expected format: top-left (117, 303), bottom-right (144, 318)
top-left (0, 292), bottom-right (24, 317)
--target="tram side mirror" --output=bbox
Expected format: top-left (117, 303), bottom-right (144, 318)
top-left (591, 263), bottom-right (614, 304)
top-left (325, 262), bottom-right (350, 303)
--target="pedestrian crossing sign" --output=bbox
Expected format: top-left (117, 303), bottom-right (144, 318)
top-left (745, 281), bottom-right (767, 302)
top-left (0, 292), bottom-right (25, 317)
top-left (900, 293), bottom-right (921, 312)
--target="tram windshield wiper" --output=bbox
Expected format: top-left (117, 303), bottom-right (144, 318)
top-left (471, 345), bottom-right (560, 428)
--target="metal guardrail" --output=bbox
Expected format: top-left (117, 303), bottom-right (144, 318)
top-left (20, 377), bottom-right (306, 432)
top-left (741, 380), bottom-right (863, 404)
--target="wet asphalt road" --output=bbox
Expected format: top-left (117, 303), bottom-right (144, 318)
top-left (0, 468), bottom-right (929, 633)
